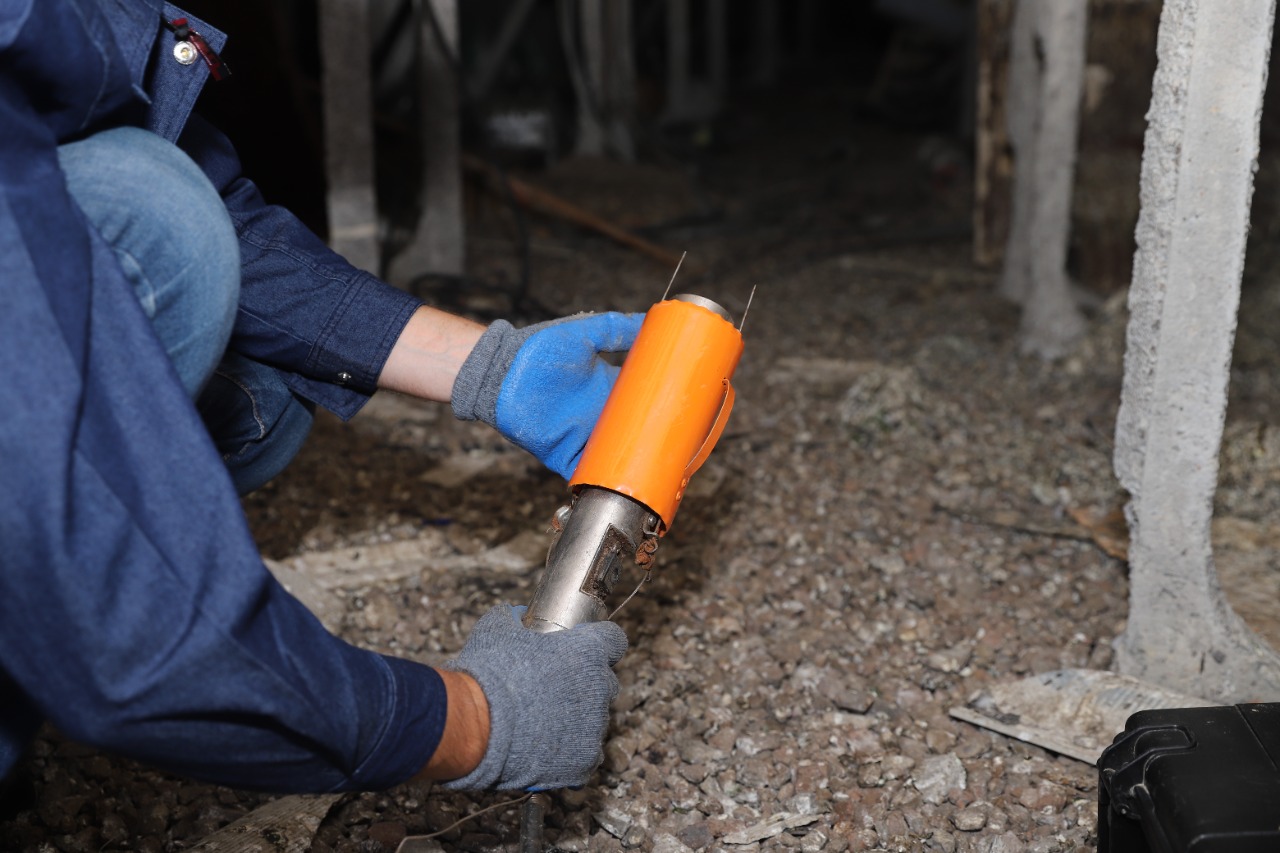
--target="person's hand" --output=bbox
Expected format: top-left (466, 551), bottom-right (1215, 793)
top-left (440, 604), bottom-right (628, 791)
top-left (450, 312), bottom-right (644, 479)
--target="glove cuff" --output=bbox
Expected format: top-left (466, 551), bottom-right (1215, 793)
top-left (450, 319), bottom-right (518, 427)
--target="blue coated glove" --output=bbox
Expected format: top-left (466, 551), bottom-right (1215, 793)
top-left (451, 312), bottom-right (644, 479)
top-left (441, 605), bottom-right (629, 791)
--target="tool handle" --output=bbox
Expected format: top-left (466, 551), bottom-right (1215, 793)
top-left (684, 381), bottom-right (735, 480)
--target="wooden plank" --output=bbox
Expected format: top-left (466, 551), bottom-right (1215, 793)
top-left (187, 794), bottom-right (342, 853)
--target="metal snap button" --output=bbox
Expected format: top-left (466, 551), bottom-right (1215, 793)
top-left (173, 41), bottom-right (198, 65)
top-left (337, 371), bottom-right (353, 385)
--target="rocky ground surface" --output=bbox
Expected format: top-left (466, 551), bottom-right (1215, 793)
top-left (6, 87), bottom-right (1280, 853)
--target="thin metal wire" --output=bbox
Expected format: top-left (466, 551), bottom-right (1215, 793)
top-left (662, 251), bottom-right (688, 301)
top-left (396, 792), bottom-right (532, 847)
top-left (738, 284), bottom-right (757, 333)
top-left (608, 569), bottom-right (652, 621)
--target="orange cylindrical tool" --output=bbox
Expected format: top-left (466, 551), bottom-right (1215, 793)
top-left (569, 294), bottom-right (745, 530)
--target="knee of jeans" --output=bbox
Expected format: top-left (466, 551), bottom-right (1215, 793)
top-left (197, 355), bottom-right (314, 495)
top-left (58, 127), bottom-right (240, 336)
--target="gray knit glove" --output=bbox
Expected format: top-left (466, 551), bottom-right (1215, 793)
top-left (441, 604), bottom-right (628, 791)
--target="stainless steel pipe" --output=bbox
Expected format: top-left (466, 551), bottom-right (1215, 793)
top-left (522, 487), bottom-right (659, 633)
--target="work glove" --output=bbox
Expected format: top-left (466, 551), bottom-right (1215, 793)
top-left (441, 604), bottom-right (628, 791)
top-left (451, 312), bottom-right (644, 479)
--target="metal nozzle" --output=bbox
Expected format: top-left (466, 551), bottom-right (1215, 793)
top-left (518, 794), bottom-right (550, 853)
top-left (671, 292), bottom-right (733, 323)
top-left (522, 487), bottom-right (659, 633)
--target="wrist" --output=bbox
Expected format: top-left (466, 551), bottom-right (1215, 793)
top-left (378, 306), bottom-right (486, 403)
top-left (415, 668), bottom-right (491, 782)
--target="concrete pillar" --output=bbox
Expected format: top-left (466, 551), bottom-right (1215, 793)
top-left (663, 0), bottom-right (727, 125)
top-left (573, 0), bottom-right (636, 160)
top-left (997, 0), bottom-right (1087, 359)
top-left (388, 0), bottom-right (464, 284)
top-left (319, 0), bottom-right (379, 274)
top-left (570, 0), bottom-right (607, 156)
top-left (602, 0), bottom-right (637, 160)
top-left (1114, 0), bottom-right (1280, 702)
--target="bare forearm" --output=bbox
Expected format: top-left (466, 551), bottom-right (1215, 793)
top-left (415, 668), bottom-right (491, 782)
top-left (378, 306), bottom-right (485, 403)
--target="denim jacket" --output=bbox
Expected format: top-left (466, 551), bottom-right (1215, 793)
top-left (0, 0), bottom-right (445, 791)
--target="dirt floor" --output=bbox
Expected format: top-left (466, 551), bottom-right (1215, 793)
top-left (6, 84), bottom-right (1280, 853)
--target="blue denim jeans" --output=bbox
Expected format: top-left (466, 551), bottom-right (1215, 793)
top-left (57, 128), bottom-right (313, 494)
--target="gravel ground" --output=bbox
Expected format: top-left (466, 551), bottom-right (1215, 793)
top-left (6, 87), bottom-right (1280, 853)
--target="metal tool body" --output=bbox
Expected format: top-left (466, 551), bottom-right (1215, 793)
top-left (522, 292), bottom-right (744, 631)
top-left (523, 488), bottom-right (659, 632)
top-left (517, 292), bottom-right (744, 849)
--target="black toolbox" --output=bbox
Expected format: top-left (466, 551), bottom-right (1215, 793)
top-left (1098, 702), bottom-right (1280, 852)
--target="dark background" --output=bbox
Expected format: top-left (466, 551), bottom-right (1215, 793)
top-left (179, 1), bottom-right (938, 237)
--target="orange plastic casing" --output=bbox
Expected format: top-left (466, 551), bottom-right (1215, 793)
top-left (569, 297), bottom-right (744, 531)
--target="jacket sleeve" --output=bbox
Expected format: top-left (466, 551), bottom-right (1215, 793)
top-left (0, 3), bottom-right (445, 792)
top-left (178, 113), bottom-right (423, 420)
